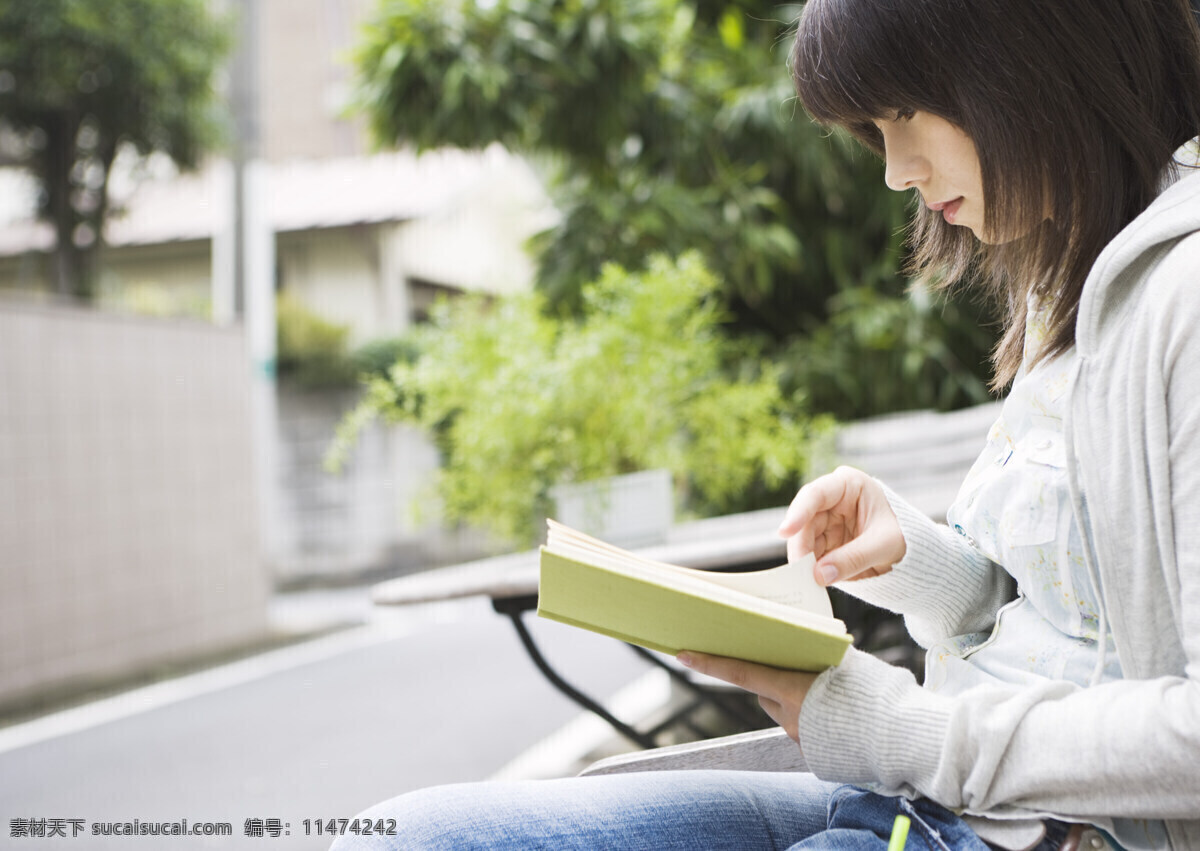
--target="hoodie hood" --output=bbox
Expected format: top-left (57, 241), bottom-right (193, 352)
top-left (1075, 140), bottom-right (1200, 356)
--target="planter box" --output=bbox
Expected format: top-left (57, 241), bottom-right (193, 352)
top-left (550, 469), bottom-right (674, 548)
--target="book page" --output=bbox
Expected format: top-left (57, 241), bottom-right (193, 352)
top-left (545, 520), bottom-right (836, 621)
top-left (679, 556), bottom-right (832, 619)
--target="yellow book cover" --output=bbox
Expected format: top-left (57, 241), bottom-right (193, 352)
top-left (537, 520), bottom-right (851, 671)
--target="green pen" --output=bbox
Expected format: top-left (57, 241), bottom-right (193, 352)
top-left (888, 814), bottom-right (911, 850)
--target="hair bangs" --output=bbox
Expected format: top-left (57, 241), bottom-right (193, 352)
top-left (788, 0), bottom-right (1200, 392)
top-left (790, 0), bottom-right (957, 154)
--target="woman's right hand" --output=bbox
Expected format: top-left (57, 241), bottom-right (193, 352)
top-left (778, 466), bottom-right (907, 587)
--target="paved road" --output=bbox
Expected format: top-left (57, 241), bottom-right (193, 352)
top-left (0, 590), bottom-right (656, 850)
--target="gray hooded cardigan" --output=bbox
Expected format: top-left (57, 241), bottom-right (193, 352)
top-left (796, 153), bottom-right (1200, 849)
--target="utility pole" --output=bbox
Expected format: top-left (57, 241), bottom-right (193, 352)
top-left (217, 0), bottom-right (281, 577)
top-left (214, 0), bottom-right (261, 325)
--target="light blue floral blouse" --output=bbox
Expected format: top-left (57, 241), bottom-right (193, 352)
top-left (930, 301), bottom-right (1121, 693)
top-left (930, 301), bottom-right (1165, 850)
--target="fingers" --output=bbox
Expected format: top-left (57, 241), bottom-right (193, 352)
top-left (778, 466), bottom-right (905, 585)
top-left (788, 510), bottom-right (852, 564)
top-left (777, 467), bottom-right (857, 539)
top-left (813, 529), bottom-right (883, 584)
top-left (677, 651), bottom-right (770, 693)
top-left (679, 652), bottom-right (808, 743)
top-left (757, 695), bottom-right (799, 741)
top-left (787, 533), bottom-right (804, 566)
top-left (788, 515), bottom-right (822, 564)
top-left (757, 695), bottom-right (795, 740)
top-left (814, 511), bottom-right (906, 585)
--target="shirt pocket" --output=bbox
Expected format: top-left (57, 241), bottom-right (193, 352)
top-left (1000, 427), bottom-right (1064, 546)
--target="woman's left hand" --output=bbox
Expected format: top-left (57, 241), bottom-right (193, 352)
top-left (677, 651), bottom-right (818, 743)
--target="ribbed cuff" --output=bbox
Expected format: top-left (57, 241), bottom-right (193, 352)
top-left (832, 482), bottom-right (1006, 645)
top-left (798, 646), bottom-right (952, 793)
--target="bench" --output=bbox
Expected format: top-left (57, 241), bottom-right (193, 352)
top-left (371, 401), bottom-right (1001, 750)
top-left (373, 507), bottom-right (794, 748)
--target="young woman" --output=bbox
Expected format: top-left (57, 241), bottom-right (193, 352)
top-left (334, 1), bottom-right (1200, 848)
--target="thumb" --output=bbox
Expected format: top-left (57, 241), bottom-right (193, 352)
top-left (814, 527), bottom-right (897, 585)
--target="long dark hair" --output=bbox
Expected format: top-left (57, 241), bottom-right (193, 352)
top-left (791, 0), bottom-right (1200, 389)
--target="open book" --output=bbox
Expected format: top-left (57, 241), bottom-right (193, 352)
top-left (537, 520), bottom-right (852, 671)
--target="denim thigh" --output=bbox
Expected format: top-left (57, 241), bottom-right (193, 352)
top-left (329, 770), bottom-right (841, 851)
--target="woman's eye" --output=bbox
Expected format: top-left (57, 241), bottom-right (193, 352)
top-left (896, 107), bottom-right (916, 121)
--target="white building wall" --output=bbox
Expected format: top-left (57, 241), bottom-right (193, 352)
top-left (277, 225), bottom-right (395, 344)
top-left (96, 240), bottom-right (214, 318)
top-left (394, 157), bottom-right (555, 298)
top-left (0, 300), bottom-right (271, 709)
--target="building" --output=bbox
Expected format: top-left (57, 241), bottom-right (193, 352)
top-left (0, 0), bottom-right (556, 707)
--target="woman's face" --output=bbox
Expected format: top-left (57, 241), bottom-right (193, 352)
top-left (874, 110), bottom-right (989, 241)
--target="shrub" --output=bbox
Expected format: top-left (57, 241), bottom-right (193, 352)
top-left (275, 293), bottom-right (358, 390)
top-left (327, 253), bottom-right (830, 545)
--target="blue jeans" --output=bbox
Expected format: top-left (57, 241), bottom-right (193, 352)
top-left (329, 771), bottom-right (1071, 850)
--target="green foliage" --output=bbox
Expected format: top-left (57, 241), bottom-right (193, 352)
top-left (785, 284), bottom-right (998, 422)
top-left (96, 281), bottom-right (212, 320)
top-left (353, 1), bottom-right (903, 331)
top-left (0, 0), bottom-right (231, 297)
top-left (351, 0), bottom-right (998, 417)
top-left (327, 254), bottom-right (829, 544)
top-left (275, 294), bottom-right (359, 390)
top-left (349, 335), bottom-right (422, 381)
top-left (277, 297), bottom-right (426, 391)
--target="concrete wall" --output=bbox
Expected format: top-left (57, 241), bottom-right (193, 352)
top-left (270, 386), bottom-right (496, 587)
top-left (0, 299), bottom-right (271, 709)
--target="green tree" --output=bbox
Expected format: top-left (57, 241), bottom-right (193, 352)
top-left (352, 0), bottom-right (998, 415)
top-left (0, 0), bottom-right (230, 298)
top-left (354, 1), bottom-right (886, 331)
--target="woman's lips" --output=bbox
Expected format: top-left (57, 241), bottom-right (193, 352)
top-left (928, 197), bottom-right (964, 224)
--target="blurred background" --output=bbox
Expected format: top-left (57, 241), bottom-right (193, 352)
top-left (0, 0), bottom-right (1000, 847)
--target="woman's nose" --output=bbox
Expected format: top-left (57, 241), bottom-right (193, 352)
top-left (883, 140), bottom-right (929, 192)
